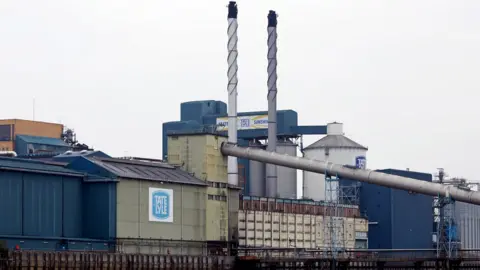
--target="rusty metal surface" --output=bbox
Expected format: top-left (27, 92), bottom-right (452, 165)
top-left (1, 251), bottom-right (233, 269)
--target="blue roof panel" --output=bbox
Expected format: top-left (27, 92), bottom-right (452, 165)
top-left (0, 157), bottom-right (84, 176)
top-left (16, 135), bottom-right (69, 147)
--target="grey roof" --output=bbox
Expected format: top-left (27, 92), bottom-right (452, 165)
top-left (304, 135), bottom-right (367, 150)
top-left (88, 157), bottom-right (207, 187)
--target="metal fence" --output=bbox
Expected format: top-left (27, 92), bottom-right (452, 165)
top-left (238, 247), bottom-right (480, 261)
top-left (1, 251), bottom-right (234, 269)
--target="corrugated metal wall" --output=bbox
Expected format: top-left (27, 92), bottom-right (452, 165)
top-left (82, 182), bottom-right (117, 240)
top-left (0, 170), bottom-right (83, 238)
top-left (362, 169), bottom-right (433, 249)
top-left (455, 202), bottom-right (480, 249)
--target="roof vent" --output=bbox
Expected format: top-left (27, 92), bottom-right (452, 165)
top-left (327, 122), bottom-right (344, 135)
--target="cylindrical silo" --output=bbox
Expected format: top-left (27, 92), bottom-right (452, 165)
top-left (248, 140), bottom-right (266, 197)
top-left (275, 138), bottom-right (298, 199)
top-left (303, 122), bottom-right (367, 201)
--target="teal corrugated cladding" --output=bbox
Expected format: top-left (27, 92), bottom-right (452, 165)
top-left (62, 177), bottom-right (83, 237)
top-left (0, 171), bottom-right (22, 235)
top-left (0, 170), bottom-right (84, 239)
top-left (82, 182), bottom-right (116, 240)
top-left (22, 173), bottom-right (63, 237)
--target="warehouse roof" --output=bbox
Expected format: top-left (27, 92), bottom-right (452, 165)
top-left (16, 135), bottom-right (69, 147)
top-left (304, 135), bottom-right (367, 150)
top-left (0, 157), bottom-right (85, 177)
top-left (87, 157), bottom-right (207, 186)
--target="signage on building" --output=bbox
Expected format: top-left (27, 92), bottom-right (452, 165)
top-left (355, 156), bottom-right (367, 170)
top-left (216, 115), bottom-right (268, 131)
top-left (148, 188), bottom-right (173, 223)
top-left (355, 231), bottom-right (368, 239)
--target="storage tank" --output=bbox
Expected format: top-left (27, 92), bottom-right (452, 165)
top-left (248, 140), bottom-right (266, 197)
top-left (275, 138), bottom-right (298, 199)
top-left (303, 122), bottom-right (367, 201)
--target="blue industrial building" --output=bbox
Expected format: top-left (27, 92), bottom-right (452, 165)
top-left (359, 169), bottom-right (433, 249)
top-left (163, 100), bottom-right (327, 195)
top-left (0, 157), bottom-right (114, 251)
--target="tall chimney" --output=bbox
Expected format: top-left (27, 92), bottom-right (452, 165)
top-left (266, 10), bottom-right (278, 197)
top-left (227, 1), bottom-right (239, 186)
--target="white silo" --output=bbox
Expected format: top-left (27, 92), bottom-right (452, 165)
top-left (302, 122), bottom-right (367, 201)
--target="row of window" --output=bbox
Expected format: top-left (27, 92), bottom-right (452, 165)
top-left (208, 194), bottom-right (227, 201)
top-left (0, 147), bottom-right (10, 151)
top-left (208, 181), bottom-right (228, 188)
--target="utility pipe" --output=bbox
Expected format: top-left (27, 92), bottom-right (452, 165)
top-left (221, 143), bottom-right (480, 206)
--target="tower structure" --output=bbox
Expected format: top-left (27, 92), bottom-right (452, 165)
top-left (324, 172), bottom-right (346, 256)
top-left (433, 168), bottom-right (459, 258)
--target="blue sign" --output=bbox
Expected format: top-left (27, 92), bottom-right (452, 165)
top-left (149, 188), bottom-right (173, 222)
top-left (355, 156), bottom-right (366, 169)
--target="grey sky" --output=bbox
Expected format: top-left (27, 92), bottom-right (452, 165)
top-left (1, 0), bottom-right (479, 188)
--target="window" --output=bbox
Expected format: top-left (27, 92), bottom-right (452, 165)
top-left (208, 194), bottom-right (227, 201)
top-left (0, 125), bottom-right (11, 142)
top-left (208, 181), bottom-right (227, 188)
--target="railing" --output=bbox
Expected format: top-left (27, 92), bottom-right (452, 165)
top-left (1, 251), bottom-right (233, 269)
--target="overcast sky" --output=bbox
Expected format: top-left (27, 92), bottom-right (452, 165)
top-left (1, 1), bottom-right (479, 191)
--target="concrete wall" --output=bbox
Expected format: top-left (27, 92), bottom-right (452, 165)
top-left (116, 179), bottom-right (206, 242)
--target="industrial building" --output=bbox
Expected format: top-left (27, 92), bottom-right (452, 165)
top-left (0, 149), bottom-right (240, 254)
top-left (163, 100), bottom-right (328, 198)
top-left (454, 202), bottom-right (480, 249)
top-left (358, 169), bottom-right (434, 249)
top-left (0, 119), bottom-right (66, 154)
top-left (165, 131), bottom-right (369, 250)
top-left (67, 154), bottom-right (240, 254)
top-left (0, 157), bottom-right (111, 251)
top-left (238, 196), bottom-right (368, 249)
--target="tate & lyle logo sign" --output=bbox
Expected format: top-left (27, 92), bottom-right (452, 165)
top-left (216, 115), bottom-right (268, 131)
top-left (148, 188), bottom-right (173, 223)
top-left (355, 156), bottom-right (367, 170)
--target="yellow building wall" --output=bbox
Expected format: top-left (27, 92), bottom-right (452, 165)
top-left (0, 119), bottom-right (63, 138)
top-left (167, 133), bottom-right (237, 242)
top-left (167, 134), bottom-right (227, 183)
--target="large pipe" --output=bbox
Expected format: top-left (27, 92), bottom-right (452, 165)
top-left (226, 1), bottom-right (239, 186)
top-left (0, 151), bottom-right (17, 157)
top-left (220, 143), bottom-right (480, 206)
top-left (266, 10), bottom-right (278, 197)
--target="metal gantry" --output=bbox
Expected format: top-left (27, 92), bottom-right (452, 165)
top-left (324, 173), bottom-right (346, 258)
top-left (433, 168), bottom-right (460, 258)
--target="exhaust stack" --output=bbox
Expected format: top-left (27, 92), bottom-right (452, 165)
top-left (220, 143), bottom-right (480, 206)
top-left (227, 1), bottom-right (239, 186)
top-left (266, 10), bottom-right (278, 197)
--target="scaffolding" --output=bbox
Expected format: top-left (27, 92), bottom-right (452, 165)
top-left (324, 173), bottom-right (346, 257)
top-left (433, 168), bottom-right (460, 258)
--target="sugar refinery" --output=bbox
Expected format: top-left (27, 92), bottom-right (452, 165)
top-left (1, 1), bottom-right (480, 268)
